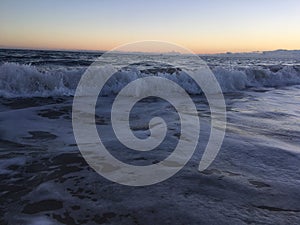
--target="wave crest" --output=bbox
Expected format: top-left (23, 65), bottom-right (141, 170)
top-left (0, 62), bottom-right (300, 98)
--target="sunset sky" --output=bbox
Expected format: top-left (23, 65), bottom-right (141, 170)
top-left (1, 0), bottom-right (300, 54)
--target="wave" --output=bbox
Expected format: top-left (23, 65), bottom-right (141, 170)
top-left (0, 62), bottom-right (300, 98)
top-left (0, 63), bottom-right (83, 98)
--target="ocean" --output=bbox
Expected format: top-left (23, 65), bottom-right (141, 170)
top-left (0, 48), bottom-right (300, 224)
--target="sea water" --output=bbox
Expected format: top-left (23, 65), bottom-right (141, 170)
top-left (0, 49), bottom-right (299, 224)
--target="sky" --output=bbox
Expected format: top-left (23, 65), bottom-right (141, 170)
top-left (1, 0), bottom-right (300, 53)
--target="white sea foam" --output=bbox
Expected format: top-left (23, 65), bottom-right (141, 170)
top-left (0, 62), bottom-right (83, 98)
top-left (0, 62), bottom-right (300, 98)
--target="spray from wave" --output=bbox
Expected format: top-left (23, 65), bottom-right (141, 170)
top-left (0, 62), bottom-right (300, 98)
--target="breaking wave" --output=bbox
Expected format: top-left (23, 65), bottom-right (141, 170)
top-left (0, 62), bottom-right (300, 98)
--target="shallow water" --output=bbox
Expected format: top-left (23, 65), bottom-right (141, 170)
top-left (0, 85), bottom-right (300, 224)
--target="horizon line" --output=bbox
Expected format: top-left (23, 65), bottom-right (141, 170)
top-left (1, 46), bottom-right (300, 55)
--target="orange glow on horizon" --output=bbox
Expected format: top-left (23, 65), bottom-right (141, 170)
top-left (2, 38), bottom-right (300, 55)
top-left (1, 25), bottom-right (300, 54)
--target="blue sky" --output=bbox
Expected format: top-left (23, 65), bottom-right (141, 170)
top-left (1, 0), bottom-right (300, 53)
